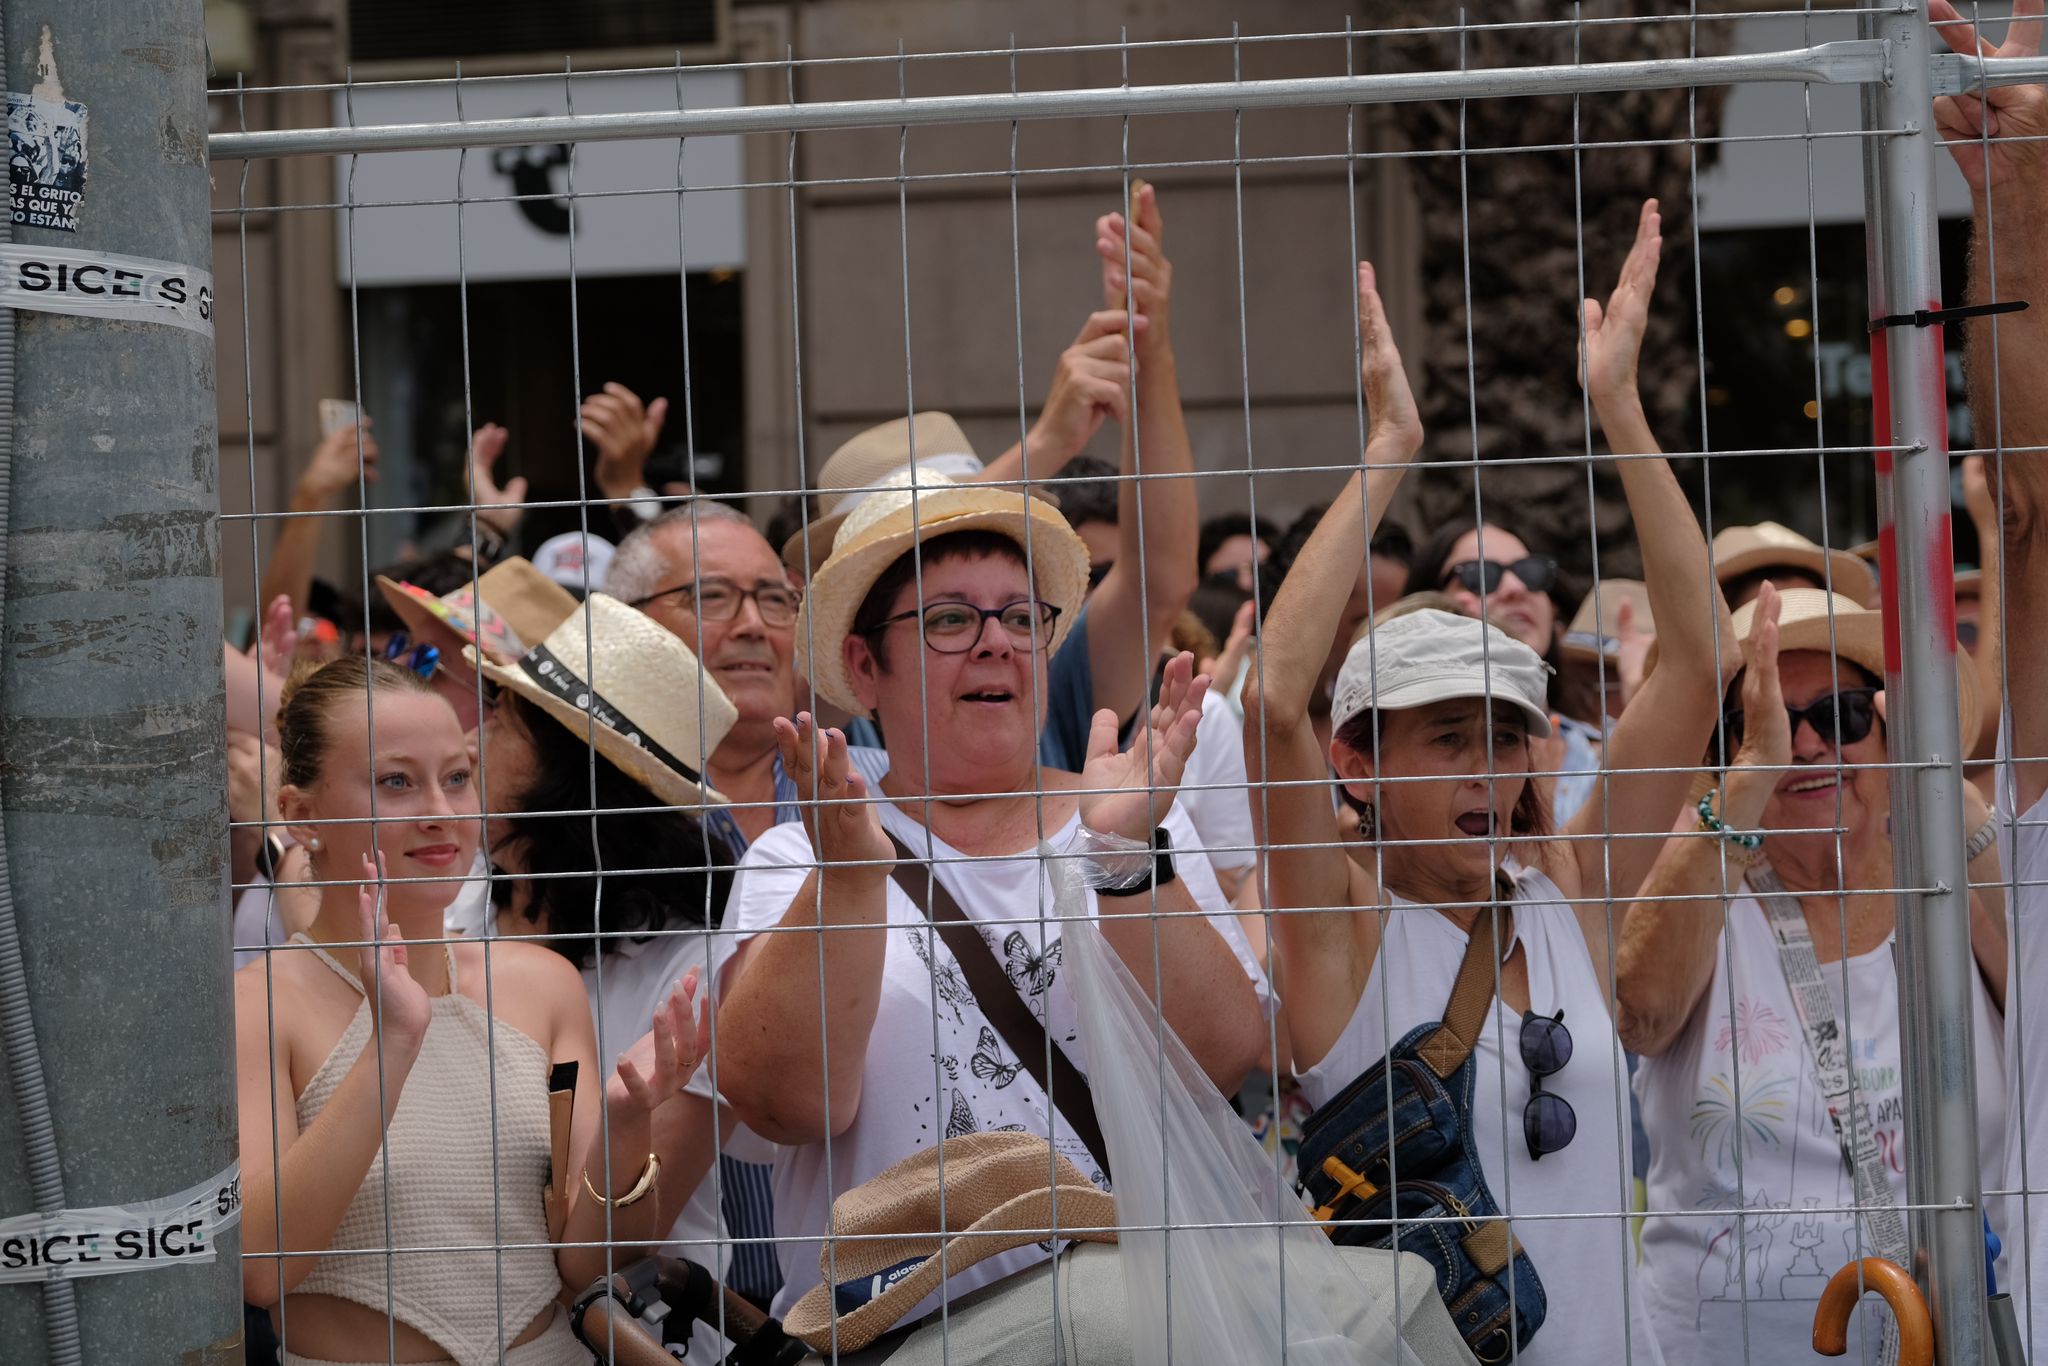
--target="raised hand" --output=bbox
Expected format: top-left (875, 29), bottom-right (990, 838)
top-left (1931, 0), bottom-right (2047, 196)
top-left (254, 593), bottom-right (298, 733)
top-left (1079, 651), bottom-right (1209, 842)
top-left (1359, 261), bottom-right (1422, 463)
top-left (1581, 199), bottom-right (1663, 408)
top-left (607, 969), bottom-right (713, 1116)
top-left (1201, 597), bottom-right (1258, 686)
top-left (295, 420), bottom-right (377, 507)
top-left (356, 853), bottom-right (431, 1049)
top-left (468, 422), bottom-right (527, 537)
top-left (1097, 183), bottom-right (1173, 356)
top-left (775, 712), bottom-right (895, 880)
top-left (1734, 582), bottom-right (1792, 773)
top-left (581, 382), bottom-right (669, 500)
top-left (1028, 310), bottom-right (1139, 464)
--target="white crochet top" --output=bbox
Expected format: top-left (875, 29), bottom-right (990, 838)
top-left (291, 937), bottom-right (560, 1366)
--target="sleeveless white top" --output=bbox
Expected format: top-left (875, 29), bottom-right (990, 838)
top-left (1294, 863), bottom-right (1666, 1366)
top-left (291, 938), bottom-right (562, 1366)
top-left (1634, 893), bottom-right (2006, 1366)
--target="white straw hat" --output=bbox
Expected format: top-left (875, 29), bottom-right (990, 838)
top-left (1331, 608), bottom-right (1553, 738)
top-left (795, 468), bottom-right (1089, 718)
top-left (1711, 521), bottom-right (1876, 608)
top-left (468, 593), bottom-right (737, 809)
top-left (781, 412), bottom-right (988, 574)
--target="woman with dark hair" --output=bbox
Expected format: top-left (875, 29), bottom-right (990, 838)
top-left (1249, 209), bottom-right (1734, 1364)
top-left (474, 593), bottom-right (773, 1334)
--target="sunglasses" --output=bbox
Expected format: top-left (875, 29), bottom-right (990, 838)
top-left (1720, 687), bottom-right (1880, 754)
top-left (1442, 556), bottom-right (1558, 597)
top-left (1522, 1010), bottom-right (1576, 1162)
top-left (381, 631), bottom-right (441, 680)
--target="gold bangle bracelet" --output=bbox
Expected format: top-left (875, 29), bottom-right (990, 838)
top-left (581, 1153), bottom-right (660, 1209)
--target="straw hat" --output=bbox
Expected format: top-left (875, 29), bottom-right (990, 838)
top-left (782, 1133), bottom-right (1117, 1353)
top-left (376, 557), bottom-right (580, 667)
top-left (467, 593), bottom-right (737, 809)
top-left (782, 412), bottom-right (988, 574)
top-left (1560, 578), bottom-right (1654, 670)
top-left (795, 468), bottom-right (1089, 719)
top-left (1710, 521), bottom-right (1877, 608)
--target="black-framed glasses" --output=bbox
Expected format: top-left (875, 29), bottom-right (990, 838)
top-left (630, 576), bottom-right (802, 627)
top-left (865, 599), bottom-right (1062, 654)
top-left (381, 632), bottom-right (441, 681)
top-left (1721, 686), bottom-right (1880, 754)
top-left (1521, 1009), bottom-right (1576, 1162)
top-left (1442, 556), bottom-right (1558, 597)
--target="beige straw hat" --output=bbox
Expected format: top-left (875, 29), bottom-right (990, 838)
top-left (1560, 578), bottom-right (1653, 670)
top-left (781, 412), bottom-right (988, 575)
top-left (782, 1133), bottom-right (1118, 1353)
top-left (467, 593), bottom-right (737, 809)
top-left (376, 557), bottom-right (580, 667)
top-left (1710, 521), bottom-right (1877, 608)
top-left (795, 468), bottom-right (1089, 718)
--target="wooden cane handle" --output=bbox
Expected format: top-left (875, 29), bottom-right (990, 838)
top-left (1811, 1257), bottom-right (1933, 1366)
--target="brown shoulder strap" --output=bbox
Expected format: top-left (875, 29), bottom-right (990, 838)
top-left (1416, 898), bottom-right (1511, 1079)
top-left (886, 835), bottom-right (1112, 1179)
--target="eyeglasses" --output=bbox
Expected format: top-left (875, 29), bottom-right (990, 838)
top-left (865, 599), bottom-right (1062, 654)
top-left (1521, 1009), bottom-right (1577, 1162)
top-left (381, 632), bottom-right (441, 680)
top-left (1720, 686), bottom-right (1880, 754)
top-left (630, 576), bottom-right (802, 627)
top-left (1442, 556), bottom-right (1558, 597)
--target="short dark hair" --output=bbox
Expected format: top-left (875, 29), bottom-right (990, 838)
top-left (849, 530), bottom-right (1028, 671)
top-left (1052, 456), bottom-right (1119, 530)
top-left (1197, 512), bottom-right (1279, 577)
top-left (1370, 521), bottom-right (1415, 567)
top-left (487, 695), bottom-right (734, 969)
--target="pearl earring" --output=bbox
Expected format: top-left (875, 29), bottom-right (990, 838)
top-left (308, 837), bottom-right (322, 852)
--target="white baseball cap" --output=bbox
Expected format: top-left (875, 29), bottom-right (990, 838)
top-left (531, 531), bottom-right (617, 598)
top-left (1331, 608), bottom-right (1553, 738)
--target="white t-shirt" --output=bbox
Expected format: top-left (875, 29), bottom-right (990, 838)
top-left (2003, 779), bottom-right (2048, 1344)
top-left (1179, 688), bottom-right (1257, 876)
top-left (1636, 894), bottom-right (2006, 1366)
top-left (1293, 863), bottom-right (1665, 1366)
top-left (714, 799), bottom-right (1270, 1321)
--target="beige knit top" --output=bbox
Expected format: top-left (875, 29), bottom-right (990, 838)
top-left (291, 937), bottom-right (560, 1366)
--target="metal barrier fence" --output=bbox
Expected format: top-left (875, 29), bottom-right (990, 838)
top-left (184, 5), bottom-right (2048, 1364)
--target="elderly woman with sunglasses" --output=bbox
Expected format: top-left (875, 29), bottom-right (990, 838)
top-left (1249, 206), bottom-right (1734, 1366)
top-left (1617, 583), bottom-right (2006, 1366)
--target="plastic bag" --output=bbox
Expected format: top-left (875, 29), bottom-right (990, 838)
top-left (1050, 850), bottom-right (1423, 1366)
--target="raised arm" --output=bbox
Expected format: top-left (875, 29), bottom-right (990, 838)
top-left (257, 421), bottom-right (376, 620)
top-left (1243, 264), bottom-right (1418, 1072)
top-left (1933, 0), bottom-right (2048, 808)
top-left (1569, 199), bottom-right (1741, 916)
top-left (976, 310), bottom-right (1133, 493)
top-left (1083, 185), bottom-right (1201, 729)
top-left (1615, 588), bottom-right (1787, 1056)
top-left (714, 718), bottom-right (895, 1144)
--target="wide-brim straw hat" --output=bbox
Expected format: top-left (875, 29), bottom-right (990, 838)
top-left (795, 468), bottom-right (1089, 719)
top-left (782, 412), bottom-right (988, 575)
top-left (1560, 578), bottom-right (1653, 670)
top-left (376, 557), bottom-right (580, 668)
top-left (782, 1133), bottom-right (1117, 1353)
top-left (468, 592), bottom-right (736, 810)
top-left (1711, 520), bottom-right (1877, 608)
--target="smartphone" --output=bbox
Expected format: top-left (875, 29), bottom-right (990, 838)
top-left (318, 398), bottom-right (360, 436)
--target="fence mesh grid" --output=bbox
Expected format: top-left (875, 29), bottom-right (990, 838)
top-left (193, 5), bottom-right (2048, 1363)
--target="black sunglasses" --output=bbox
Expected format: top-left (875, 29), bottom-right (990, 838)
top-left (1442, 556), bottom-right (1558, 597)
top-left (1522, 1010), bottom-right (1576, 1162)
top-left (1721, 686), bottom-right (1880, 755)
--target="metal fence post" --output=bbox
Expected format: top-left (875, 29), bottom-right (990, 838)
top-left (1863, 4), bottom-right (1987, 1362)
top-left (0, 0), bottom-right (242, 1362)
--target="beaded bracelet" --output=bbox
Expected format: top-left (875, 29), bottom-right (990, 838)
top-left (1696, 791), bottom-right (1766, 853)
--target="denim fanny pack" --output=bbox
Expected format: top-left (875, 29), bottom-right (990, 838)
top-left (1295, 901), bottom-right (1546, 1364)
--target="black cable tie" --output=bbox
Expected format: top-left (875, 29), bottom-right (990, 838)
top-left (1868, 298), bottom-right (2029, 332)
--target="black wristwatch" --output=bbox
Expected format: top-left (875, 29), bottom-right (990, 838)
top-left (1094, 825), bottom-right (1178, 897)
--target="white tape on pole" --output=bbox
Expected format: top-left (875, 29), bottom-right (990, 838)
top-left (0, 244), bottom-right (213, 336)
top-left (0, 1162), bottom-right (241, 1283)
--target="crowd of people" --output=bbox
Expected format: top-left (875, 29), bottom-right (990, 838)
top-left (219, 28), bottom-right (2048, 1366)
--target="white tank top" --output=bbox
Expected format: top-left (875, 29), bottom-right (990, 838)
top-left (291, 938), bottom-right (562, 1366)
top-left (1295, 864), bottom-right (1666, 1366)
top-left (1633, 894), bottom-right (2006, 1366)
